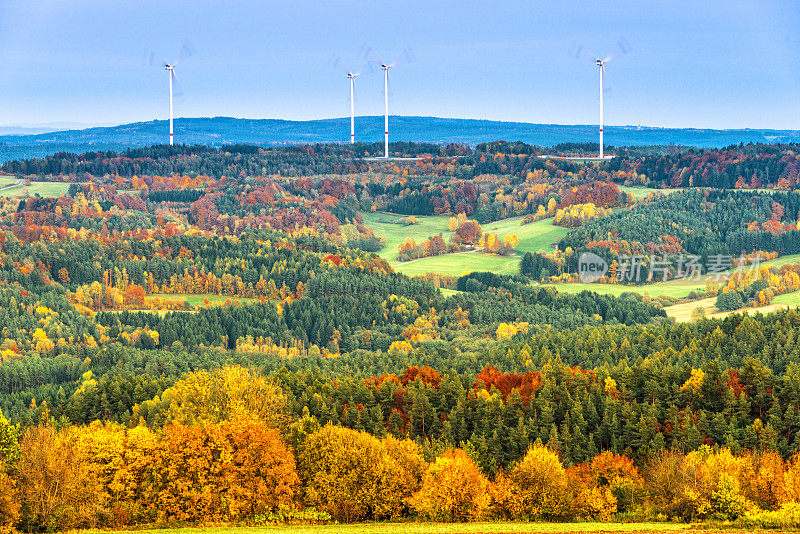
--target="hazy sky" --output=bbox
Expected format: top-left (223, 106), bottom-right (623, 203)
top-left (0, 0), bottom-right (798, 129)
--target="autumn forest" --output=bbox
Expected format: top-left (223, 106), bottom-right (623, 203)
top-left (4, 141), bottom-right (800, 530)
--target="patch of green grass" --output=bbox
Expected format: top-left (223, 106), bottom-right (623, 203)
top-left (0, 176), bottom-right (17, 188)
top-left (545, 254), bottom-right (800, 302)
top-left (759, 254), bottom-right (800, 268)
top-left (484, 217), bottom-right (568, 255)
top-left (360, 212), bottom-right (452, 261)
top-left (394, 252), bottom-right (520, 277)
top-left (0, 181), bottom-right (70, 198)
top-left (362, 212), bottom-right (570, 276)
top-left (543, 277), bottom-right (708, 300)
top-left (439, 288), bottom-right (464, 296)
top-left (149, 294), bottom-right (261, 307)
top-left (771, 290), bottom-right (800, 307)
top-left (618, 185), bottom-right (677, 198)
top-left (81, 521), bottom-right (691, 534)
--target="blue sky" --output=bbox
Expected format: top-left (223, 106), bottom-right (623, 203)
top-left (0, 0), bottom-right (797, 129)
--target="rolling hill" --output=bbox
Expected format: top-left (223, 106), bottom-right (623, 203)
top-left (1, 116), bottom-right (799, 163)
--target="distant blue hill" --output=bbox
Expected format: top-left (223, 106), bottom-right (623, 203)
top-left (0, 116), bottom-right (798, 163)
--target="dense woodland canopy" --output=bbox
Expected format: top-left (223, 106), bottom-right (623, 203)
top-left (2, 140), bottom-right (800, 529)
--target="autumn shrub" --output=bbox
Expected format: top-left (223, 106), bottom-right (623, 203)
top-left (740, 451), bottom-right (787, 510)
top-left (784, 452), bottom-right (800, 503)
top-left (69, 422), bottom-right (134, 526)
top-left (565, 463), bottom-right (617, 520)
top-left (18, 423), bottom-right (103, 531)
top-left (376, 435), bottom-right (427, 519)
top-left (409, 448), bottom-right (491, 522)
top-left (156, 419), bottom-right (298, 523)
top-left (737, 502), bottom-right (800, 529)
top-left (0, 411), bottom-right (19, 533)
top-left (643, 449), bottom-right (690, 518)
top-left (0, 472), bottom-right (18, 534)
top-left (683, 446), bottom-right (752, 520)
top-left (298, 425), bottom-right (386, 522)
top-left (298, 428), bottom-right (425, 521)
top-left (501, 444), bottom-right (572, 520)
top-left (589, 451), bottom-right (644, 513)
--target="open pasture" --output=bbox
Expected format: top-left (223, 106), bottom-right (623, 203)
top-left (0, 180), bottom-right (70, 198)
top-left (360, 211), bottom-right (452, 262)
top-left (394, 251), bottom-right (520, 277)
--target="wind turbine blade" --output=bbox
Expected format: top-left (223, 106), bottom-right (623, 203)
top-left (146, 51), bottom-right (168, 67)
top-left (395, 46), bottom-right (415, 66)
top-left (360, 44), bottom-right (375, 61)
top-left (330, 54), bottom-right (348, 73)
top-left (170, 70), bottom-right (185, 98)
top-left (603, 38), bottom-right (631, 63)
top-left (569, 41), bottom-right (598, 61)
top-left (173, 40), bottom-right (194, 66)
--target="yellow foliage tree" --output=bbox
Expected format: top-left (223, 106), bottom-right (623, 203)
top-left (155, 419), bottom-right (299, 523)
top-left (503, 444), bottom-right (571, 519)
top-left (409, 448), bottom-right (491, 522)
top-left (298, 425), bottom-right (425, 522)
top-left (135, 365), bottom-right (287, 428)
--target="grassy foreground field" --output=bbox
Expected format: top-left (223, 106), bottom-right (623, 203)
top-left (83, 522), bottom-right (692, 534)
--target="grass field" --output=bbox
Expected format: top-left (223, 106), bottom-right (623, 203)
top-left (82, 522), bottom-right (691, 534)
top-left (618, 185), bottom-right (676, 198)
top-left (542, 277), bottom-right (708, 299)
top-left (394, 251), bottom-right (520, 277)
top-left (664, 286), bottom-right (800, 323)
top-left (483, 217), bottom-right (568, 255)
top-left (547, 254), bottom-right (800, 302)
top-left (360, 212), bottom-right (452, 261)
top-left (0, 180), bottom-right (70, 198)
top-left (149, 294), bottom-right (261, 307)
top-left (361, 212), bottom-right (568, 276)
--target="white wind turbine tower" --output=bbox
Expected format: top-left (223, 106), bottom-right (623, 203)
top-left (364, 47), bottom-right (415, 159)
top-left (149, 41), bottom-right (194, 145)
top-left (381, 62), bottom-right (391, 157)
top-left (573, 39), bottom-right (630, 159)
top-left (331, 57), bottom-right (362, 144)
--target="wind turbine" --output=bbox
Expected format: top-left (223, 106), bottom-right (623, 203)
top-left (363, 47), bottom-right (415, 158)
top-left (573, 39), bottom-right (629, 159)
top-left (381, 63), bottom-right (391, 157)
top-left (148, 41), bottom-right (194, 146)
top-left (332, 57), bottom-right (362, 144)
